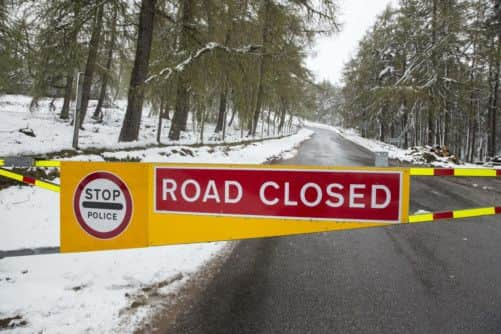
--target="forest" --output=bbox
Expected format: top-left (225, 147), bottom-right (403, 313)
top-left (0, 0), bottom-right (339, 145)
top-left (338, 0), bottom-right (500, 162)
top-left (2, 0), bottom-right (499, 162)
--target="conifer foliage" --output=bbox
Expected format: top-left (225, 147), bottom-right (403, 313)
top-left (0, 0), bottom-right (340, 143)
top-left (339, 0), bottom-right (500, 161)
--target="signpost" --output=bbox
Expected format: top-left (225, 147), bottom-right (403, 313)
top-left (72, 71), bottom-right (84, 150)
top-left (60, 162), bottom-right (410, 253)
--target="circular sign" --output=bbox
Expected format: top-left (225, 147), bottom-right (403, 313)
top-left (73, 172), bottom-right (133, 239)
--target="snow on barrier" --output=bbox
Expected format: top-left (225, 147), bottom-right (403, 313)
top-left (0, 160), bottom-right (499, 254)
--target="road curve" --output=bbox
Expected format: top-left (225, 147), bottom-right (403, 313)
top-left (168, 127), bottom-right (501, 334)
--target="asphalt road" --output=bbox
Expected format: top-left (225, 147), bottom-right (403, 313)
top-left (169, 128), bottom-right (501, 333)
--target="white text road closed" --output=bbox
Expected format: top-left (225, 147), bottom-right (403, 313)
top-left (73, 172), bottom-right (133, 239)
top-left (155, 167), bottom-right (405, 223)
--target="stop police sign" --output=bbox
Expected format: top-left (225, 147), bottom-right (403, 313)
top-left (155, 167), bottom-right (404, 223)
top-left (74, 172), bottom-right (133, 239)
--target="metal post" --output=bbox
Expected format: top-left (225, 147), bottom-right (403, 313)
top-left (222, 107), bottom-right (227, 142)
top-left (375, 151), bottom-right (389, 167)
top-left (72, 71), bottom-right (83, 150)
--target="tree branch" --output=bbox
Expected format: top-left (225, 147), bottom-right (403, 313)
top-left (290, 0), bottom-right (340, 31)
top-left (145, 42), bottom-right (262, 84)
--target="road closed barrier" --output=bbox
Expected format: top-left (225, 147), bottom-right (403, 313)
top-left (60, 162), bottom-right (410, 252)
top-left (0, 160), bottom-right (499, 253)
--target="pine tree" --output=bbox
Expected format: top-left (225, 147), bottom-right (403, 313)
top-left (119, 0), bottom-right (156, 142)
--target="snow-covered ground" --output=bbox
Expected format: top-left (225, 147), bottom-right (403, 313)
top-left (0, 94), bottom-right (300, 156)
top-left (0, 243), bottom-right (226, 333)
top-left (0, 95), bottom-right (313, 333)
top-left (305, 121), bottom-right (499, 169)
top-left (0, 129), bottom-right (313, 252)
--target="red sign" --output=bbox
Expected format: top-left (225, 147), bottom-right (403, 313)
top-left (154, 167), bottom-right (404, 223)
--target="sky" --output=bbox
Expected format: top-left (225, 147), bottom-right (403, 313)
top-left (306, 0), bottom-right (398, 85)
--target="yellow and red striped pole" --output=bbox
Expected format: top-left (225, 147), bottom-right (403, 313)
top-left (409, 207), bottom-right (501, 223)
top-left (0, 168), bottom-right (60, 192)
top-left (410, 167), bottom-right (500, 177)
top-left (409, 167), bottom-right (500, 222)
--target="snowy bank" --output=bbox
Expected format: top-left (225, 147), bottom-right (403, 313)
top-left (0, 94), bottom-right (301, 156)
top-left (0, 128), bottom-right (313, 332)
top-left (0, 244), bottom-right (225, 333)
top-left (0, 128), bottom-right (313, 252)
top-left (304, 121), bottom-right (498, 169)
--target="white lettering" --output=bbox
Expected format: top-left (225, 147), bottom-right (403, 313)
top-left (181, 179), bottom-right (201, 202)
top-left (300, 183), bottom-right (322, 207)
top-left (349, 184), bottom-right (366, 208)
top-left (202, 180), bottom-right (220, 203)
top-left (284, 182), bottom-right (298, 206)
top-left (162, 179), bottom-right (177, 201)
top-left (260, 181), bottom-right (280, 206)
top-left (326, 183), bottom-right (344, 208)
top-left (371, 185), bottom-right (391, 209)
top-left (225, 181), bottom-right (243, 204)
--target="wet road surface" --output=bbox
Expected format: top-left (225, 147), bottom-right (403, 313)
top-left (170, 128), bottom-right (501, 333)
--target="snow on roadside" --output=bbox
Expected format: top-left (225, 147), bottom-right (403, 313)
top-left (305, 120), bottom-right (419, 163)
top-left (0, 244), bottom-right (225, 334)
top-left (0, 128), bottom-right (313, 333)
top-left (0, 96), bottom-right (159, 156)
top-left (0, 94), bottom-right (301, 156)
top-left (103, 128), bottom-right (314, 164)
top-left (0, 129), bottom-right (313, 252)
top-left (0, 186), bottom-right (59, 251)
top-left (304, 121), bottom-right (498, 169)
